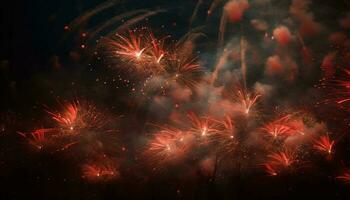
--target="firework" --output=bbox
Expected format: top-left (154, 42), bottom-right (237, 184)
top-left (267, 151), bottom-right (296, 167)
top-left (262, 149), bottom-right (297, 176)
top-left (17, 128), bottom-right (55, 150)
top-left (210, 116), bottom-right (238, 155)
top-left (322, 69), bottom-right (350, 112)
top-left (262, 123), bottom-right (293, 139)
top-left (82, 162), bottom-right (119, 182)
top-left (111, 30), bottom-right (146, 63)
top-left (260, 112), bottom-right (308, 140)
top-left (235, 89), bottom-right (260, 115)
top-left (313, 135), bottom-right (334, 155)
top-left (47, 101), bottom-right (78, 131)
top-left (337, 171), bottom-right (350, 182)
top-left (46, 100), bottom-right (108, 134)
top-left (144, 127), bottom-right (192, 167)
top-left (187, 112), bottom-right (219, 138)
top-left (333, 70), bottom-right (350, 105)
top-left (164, 53), bottom-right (204, 89)
top-left (263, 163), bottom-right (278, 176)
top-left (147, 32), bottom-right (167, 65)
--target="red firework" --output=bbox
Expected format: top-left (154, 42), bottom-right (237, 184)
top-left (82, 163), bottom-right (119, 182)
top-left (164, 53), bottom-right (203, 89)
top-left (46, 100), bottom-right (107, 133)
top-left (236, 89), bottom-right (261, 115)
top-left (147, 32), bottom-right (167, 65)
top-left (113, 30), bottom-right (146, 62)
top-left (263, 163), bottom-right (278, 176)
top-left (262, 149), bottom-right (297, 176)
top-left (268, 151), bottom-right (296, 167)
top-left (47, 101), bottom-right (79, 131)
top-left (261, 115), bottom-right (295, 139)
top-left (210, 116), bottom-right (238, 155)
top-left (322, 69), bottom-right (350, 112)
top-left (18, 128), bottom-right (55, 150)
top-left (313, 135), bottom-right (334, 155)
top-left (144, 127), bottom-right (192, 167)
top-left (187, 112), bottom-right (219, 138)
top-left (337, 171), bottom-right (350, 182)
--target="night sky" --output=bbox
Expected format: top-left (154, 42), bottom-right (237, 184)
top-left (1, 0), bottom-right (350, 199)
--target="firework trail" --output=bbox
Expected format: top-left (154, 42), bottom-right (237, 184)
top-left (218, 11), bottom-right (228, 48)
top-left (88, 9), bottom-right (149, 41)
top-left (240, 37), bottom-right (247, 88)
top-left (190, 0), bottom-right (203, 28)
top-left (111, 9), bottom-right (167, 35)
top-left (63, 0), bottom-right (122, 35)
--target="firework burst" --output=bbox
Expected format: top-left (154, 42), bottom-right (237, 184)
top-left (18, 128), bottom-right (55, 150)
top-left (313, 135), bottom-right (334, 155)
top-left (337, 171), bottom-right (350, 183)
top-left (187, 112), bottom-right (220, 139)
top-left (82, 161), bottom-right (119, 182)
top-left (144, 127), bottom-right (192, 168)
top-left (262, 149), bottom-right (298, 175)
top-left (46, 100), bottom-right (108, 134)
top-left (321, 69), bottom-right (350, 112)
top-left (235, 89), bottom-right (260, 115)
top-left (210, 116), bottom-right (238, 156)
top-left (261, 115), bottom-right (295, 139)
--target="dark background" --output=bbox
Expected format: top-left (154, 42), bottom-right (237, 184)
top-left (1, 0), bottom-right (350, 199)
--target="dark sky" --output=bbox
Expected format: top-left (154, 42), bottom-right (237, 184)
top-left (1, 1), bottom-right (350, 199)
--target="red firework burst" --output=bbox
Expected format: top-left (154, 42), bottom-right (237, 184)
top-left (236, 89), bottom-right (260, 115)
top-left (263, 149), bottom-right (298, 176)
top-left (187, 112), bottom-right (219, 138)
top-left (82, 163), bottom-right (119, 182)
top-left (313, 135), bottom-right (334, 155)
top-left (210, 116), bottom-right (238, 155)
top-left (18, 128), bottom-right (56, 150)
top-left (113, 30), bottom-right (146, 62)
top-left (261, 115), bottom-right (295, 139)
top-left (337, 171), bottom-right (350, 183)
top-left (46, 100), bottom-right (108, 133)
top-left (144, 127), bottom-right (192, 167)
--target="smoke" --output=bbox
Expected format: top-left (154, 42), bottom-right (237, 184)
top-left (224, 0), bottom-right (250, 23)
